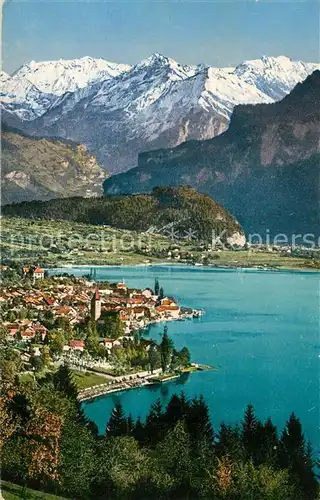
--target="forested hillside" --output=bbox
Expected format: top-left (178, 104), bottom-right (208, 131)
top-left (2, 187), bottom-right (244, 243)
top-left (0, 361), bottom-right (318, 500)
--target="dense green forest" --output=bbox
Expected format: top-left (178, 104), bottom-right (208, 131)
top-left (2, 187), bottom-right (243, 242)
top-left (0, 359), bottom-right (318, 500)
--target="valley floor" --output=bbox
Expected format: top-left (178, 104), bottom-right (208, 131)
top-left (1, 217), bottom-right (319, 271)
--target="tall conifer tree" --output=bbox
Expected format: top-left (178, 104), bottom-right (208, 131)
top-left (154, 278), bottom-right (160, 296)
top-left (241, 403), bottom-right (260, 461)
top-left (106, 401), bottom-right (127, 437)
top-left (279, 413), bottom-right (317, 499)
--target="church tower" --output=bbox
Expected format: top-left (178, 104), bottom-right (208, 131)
top-left (91, 288), bottom-right (101, 321)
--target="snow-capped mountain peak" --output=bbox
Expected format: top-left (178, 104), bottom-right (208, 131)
top-left (234, 55), bottom-right (318, 99)
top-left (136, 53), bottom-right (203, 81)
top-left (139, 52), bottom-right (170, 66)
top-left (13, 56), bottom-right (131, 96)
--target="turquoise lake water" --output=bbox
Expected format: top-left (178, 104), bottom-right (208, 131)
top-left (54, 266), bottom-right (320, 450)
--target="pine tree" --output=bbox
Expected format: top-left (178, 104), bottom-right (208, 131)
top-left (126, 413), bottom-right (134, 435)
top-left (52, 364), bottom-right (78, 400)
top-left (133, 416), bottom-right (145, 444)
top-left (154, 420), bottom-right (192, 497)
top-left (114, 314), bottom-right (124, 339)
top-left (216, 422), bottom-right (244, 461)
top-left (178, 346), bottom-right (191, 367)
top-left (58, 420), bottom-right (97, 498)
top-left (186, 395), bottom-right (214, 446)
top-left (301, 441), bottom-right (318, 499)
top-left (106, 401), bottom-right (127, 437)
top-left (148, 344), bottom-right (160, 374)
top-left (145, 398), bottom-right (165, 445)
top-left (279, 413), bottom-right (318, 499)
top-left (160, 330), bottom-right (174, 373)
top-left (241, 403), bottom-right (260, 462)
top-left (154, 278), bottom-right (160, 296)
top-left (159, 287), bottom-right (164, 299)
top-left (85, 334), bottom-right (100, 357)
top-left (279, 412), bottom-right (305, 469)
top-left (255, 417), bottom-right (279, 465)
top-left (164, 393), bottom-right (188, 432)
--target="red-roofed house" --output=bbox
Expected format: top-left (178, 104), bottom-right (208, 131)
top-left (6, 323), bottom-right (20, 336)
top-left (116, 282), bottom-right (127, 292)
top-left (22, 266), bottom-right (45, 280)
top-left (156, 305), bottom-right (180, 319)
top-left (43, 296), bottom-right (56, 306)
top-left (21, 328), bottom-right (36, 341)
top-left (134, 306), bottom-right (150, 317)
top-left (33, 323), bottom-right (48, 340)
top-left (34, 267), bottom-right (45, 279)
top-left (160, 297), bottom-right (177, 306)
top-left (69, 340), bottom-right (84, 351)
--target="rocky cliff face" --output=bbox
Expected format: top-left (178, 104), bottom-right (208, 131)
top-left (104, 71), bottom-right (320, 238)
top-left (1, 124), bottom-right (106, 204)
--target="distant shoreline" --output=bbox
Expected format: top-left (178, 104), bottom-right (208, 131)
top-left (47, 262), bottom-right (319, 273)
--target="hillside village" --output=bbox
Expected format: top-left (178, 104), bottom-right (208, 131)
top-left (0, 266), bottom-right (198, 389)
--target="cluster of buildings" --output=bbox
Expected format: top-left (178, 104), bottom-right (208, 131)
top-left (1, 272), bottom-right (186, 355)
top-left (4, 320), bottom-right (48, 342)
top-left (91, 281), bottom-right (181, 332)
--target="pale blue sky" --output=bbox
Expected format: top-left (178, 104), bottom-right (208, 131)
top-left (3, 0), bottom-right (320, 74)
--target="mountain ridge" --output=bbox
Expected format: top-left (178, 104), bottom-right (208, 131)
top-left (12, 56), bottom-right (131, 96)
top-left (1, 123), bottom-right (106, 204)
top-left (1, 54), bottom-right (318, 173)
top-left (103, 70), bottom-right (320, 238)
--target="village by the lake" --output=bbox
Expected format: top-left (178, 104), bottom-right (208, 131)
top-left (0, 264), bottom-right (210, 402)
top-left (1, 2), bottom-right (320, 497)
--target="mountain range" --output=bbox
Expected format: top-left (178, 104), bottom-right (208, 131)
top-left (104, 71), bottom-right (320, 238)
top-left (0, 57), bottom-right (130, 121)
top-left (1, 54), bottom-right (318, 173)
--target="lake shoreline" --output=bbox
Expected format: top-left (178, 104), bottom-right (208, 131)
top-left (79, 364), bottom-right (216, 403)
top-left (48, 262), bottom-right (320, 273)
top-left (78, 265), bottom-right (318, 450)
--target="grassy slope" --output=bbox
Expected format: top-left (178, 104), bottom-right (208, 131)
top-left (72, 370), bottom-right (108, 390)
top-left (18, 370), bottom-right (107, 391)
top-left (1, 217), bottom-right (318, 270)
top-left (1, 481), bottom-right (67, 500)
top-left (0, 216), bottom-right (169, 266)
